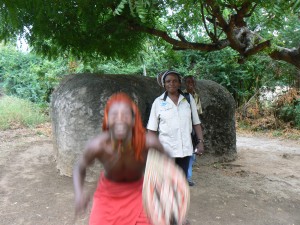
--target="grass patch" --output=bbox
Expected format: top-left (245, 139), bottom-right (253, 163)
top-left (272, 130), bottom-right (283, 137)
top-left (237, 120), bottom-right (300, 141)
top-left (0, 95), bottom-right (49, 130)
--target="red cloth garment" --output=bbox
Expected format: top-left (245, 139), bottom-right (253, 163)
top-left (89, 173), bottom-right (152, 225)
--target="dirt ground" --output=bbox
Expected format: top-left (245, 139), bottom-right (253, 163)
top-left (0, 125), bottom-right (299, 225)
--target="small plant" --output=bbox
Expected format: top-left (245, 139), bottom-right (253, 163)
top-left (272, 130), bottom-right (283, 137)
top-left (0, 96), bottom-right (48, 130)
top-left (294, 101), bottom-right (300, 129)
top-left (238, 120), bottom-right (251, 129)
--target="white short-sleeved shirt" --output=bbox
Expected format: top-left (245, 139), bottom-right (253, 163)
top-left (147, 92), bottom-right (201, 158)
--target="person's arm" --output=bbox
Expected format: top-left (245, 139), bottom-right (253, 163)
top-left (146, 131), bottom-right (163, 152)
top-left (147, 130), bottom-right (157, 136)
top-left (73, 136), bottom-right (102, 215)
top-left (146, 99), bottom-right (159, 132)
top-left (145, 131), bottom-right (171, 158)
top-left (189, 95), bottom-right (205, 155)
top-left (193, 124), bottom-right (204, 155)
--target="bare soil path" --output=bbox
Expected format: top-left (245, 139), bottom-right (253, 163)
top-left (0, 126), bottom-right (299, 225)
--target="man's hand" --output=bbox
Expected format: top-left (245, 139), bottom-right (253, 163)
top-left (194, 142), bottom-right (204, 155)
top-left (74, 192), bottom-right (91, 216)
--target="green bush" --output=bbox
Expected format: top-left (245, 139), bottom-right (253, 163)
top-left (278, 105), bottom-right (296, 122)
top-left (0, 96), bottom-right (48, 130)
top-left (294, 101), bottom-right (300, 128)
top-left (0, 44), bottom-right (68, 104)
top-left (277, 98), bottom-right (300, 129)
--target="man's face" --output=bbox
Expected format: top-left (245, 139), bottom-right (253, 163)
top-left (164, 74), bottom-right (181, 94)
top-left (185, 77), bottom-right (195, 92)
top-left (108, 102), bottom-right (134, 141)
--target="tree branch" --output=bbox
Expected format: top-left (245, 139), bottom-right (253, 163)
top-left (176, 31), bottom-right (188, 42)
top-left (201, 2), bottom-right (218, 42)
top-left (245, 3), bottom-right (258, 17)
top-left (222, 4), bottom-right (236, 9)
top-left (244, 40), bottom-right (271, 57)
top-left (234, 1), bottom-right (252, 27)
top-left (269, 46), bottom-right (300, 69)
top-left (205, 0), bottom-right (228, 29)
top-left (129, 23), bottom-right (229, 51)
top-left (238, 1), bottom-right (253, 17)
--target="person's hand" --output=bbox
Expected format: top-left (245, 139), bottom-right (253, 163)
top-left (74, 192), bottom-right (91, 216)
top-left (194, 142), bottom-right (204, 156)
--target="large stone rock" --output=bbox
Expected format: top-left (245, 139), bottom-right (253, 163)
top-left (51, 74), bottom-right (236, 180)
top-left (51, 74), bottom-right (162, 180)
top-left (195, 80), bottom-right (236, 160)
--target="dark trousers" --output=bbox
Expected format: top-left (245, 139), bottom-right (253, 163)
top-left (175, 156), bottom-right (191, 178)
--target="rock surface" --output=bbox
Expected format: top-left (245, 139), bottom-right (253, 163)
top-left (196, 79), bottom-right (236, 159)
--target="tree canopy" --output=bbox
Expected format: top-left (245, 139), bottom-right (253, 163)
top-left (0, 0), bottom-right (299, 69)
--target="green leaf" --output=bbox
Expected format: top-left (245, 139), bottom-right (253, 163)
top-left (113, 0), bottom-right (128, 16)
top-left (292, 0), bottom-right (300, 10)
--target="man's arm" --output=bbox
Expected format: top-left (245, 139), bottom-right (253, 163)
top-left (145, 131), bottom-right (171, 157)
top-left (73, 136), bottom-right (103, 215)
top-left (146, 131), bottom-right (162, 151)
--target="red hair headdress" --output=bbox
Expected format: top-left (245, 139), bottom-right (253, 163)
top-left (102, 92), bottom-right (146, 161)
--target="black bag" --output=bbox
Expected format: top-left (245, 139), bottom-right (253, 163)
top-left (191, 128), bottom-right (198, 149)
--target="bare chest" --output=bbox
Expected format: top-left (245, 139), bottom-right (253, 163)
top-left (101, 150), bottom-right (146, 182)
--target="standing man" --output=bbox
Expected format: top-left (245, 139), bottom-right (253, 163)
top-left (184, 75), bottom-right (203, 186)
top-left (73, 92), bottom-right (166, 225)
